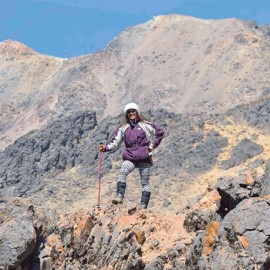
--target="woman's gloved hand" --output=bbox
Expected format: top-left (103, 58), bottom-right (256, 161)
top-left (98, 143), bottom-right (106, 152)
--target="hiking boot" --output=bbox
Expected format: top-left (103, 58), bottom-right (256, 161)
top-left (112, 182), bottom-right (126, 205)
top-left (112, 194), bottom-right (124, 204)
top-left (140, 191), bottom-right (151, 209)
top-left (141, 202), bottom-right (148, 210)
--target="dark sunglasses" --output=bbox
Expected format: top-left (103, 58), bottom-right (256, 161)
top-left (127, 109), bottom-right (137, 114)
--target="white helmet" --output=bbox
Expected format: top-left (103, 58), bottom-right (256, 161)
top-left (124, 102), bottom-right (139, 113)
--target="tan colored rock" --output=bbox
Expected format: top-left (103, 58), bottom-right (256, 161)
top-left (74, 214), bottom-right (94, 241)
top-left (202, 221), bottom-right (220, 256)
top-left (238, 235), bottom-right (249, 249)
top-left (132, 227), bottom-right (146, 245)
top-left (47, 233), bottom-right (63, 252)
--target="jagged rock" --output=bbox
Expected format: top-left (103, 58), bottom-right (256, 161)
top-left (208, 197), bottom-right (270, 270)
top-left (0, 216), bottom-right (36, 269)
top-left (0, 198), bottom-right (37, 269)
top-left (216, 175), bottom-right (261, 217)
top-left (0, 197), bottom-right (192, 269)
top-left (0, 111), bottom-right (97, 197)
top-left (258, 160), bottom-right (270, 196)
top-left (185, 177), bottom-right (270, 270)
top-left (183, 173), bottom-right (264, 235)
top-left (144, 255), bottom-right (167, 270)
top-left (2, 171), bottom-right (270, 270)
top-left (183, 189), bottom-right (221, 232)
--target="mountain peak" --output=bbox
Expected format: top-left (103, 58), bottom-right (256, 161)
top-left (0, 39), bottom-right (36, 57)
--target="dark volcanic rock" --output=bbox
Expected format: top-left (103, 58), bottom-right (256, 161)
top-left (0, 215), bottom-right (36, 269)
top-left (183, 173), bottom-right (262, 233)
top-left (258, 158), bottom-right (270, 196)
top-left (216, 175), bottom-right (261, 217)
top-left (184, 130), bottom-right (228, 174)
top-left (244, 99), bottom-right (270, 130)
top-left (0, 111), bottom-right (97, 197)
top-left (0, 109), bottom-right (229, 206)
top-left (221, 138), bottom-right (264, 169)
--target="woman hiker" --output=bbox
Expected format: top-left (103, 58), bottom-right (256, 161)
top-left (98, 102), bottom-right (165, 209)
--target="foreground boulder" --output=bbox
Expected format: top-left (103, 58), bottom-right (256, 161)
top-left (0, 200), bottom-right (36, 269)
top-left (186, 196), bottom-right (270, 270)
top-left (183, 170), bottom-right (270, 270)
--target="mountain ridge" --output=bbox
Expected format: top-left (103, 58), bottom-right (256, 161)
top-left (1, 15), bottom-right (270, 142)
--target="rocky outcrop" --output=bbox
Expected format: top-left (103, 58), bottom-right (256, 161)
top-left (186, 196), bottom-right (270, 270)
top-left (184, 166), bottom-right (270, 270)
top-left (0, 111), bottom-right (97, 198)
top-left (1, 166), bottom-right (270, 270)
top-left (0, 198), bottom-right (192, 270)
top-left (0, 197), bottom-right (58, 270)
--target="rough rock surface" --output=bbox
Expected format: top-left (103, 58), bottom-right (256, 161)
top-left (0, 111), bottom-right (97, 198)
top-left (0, 208), bottom-right (36, 269)
top-left (186, 196), bottom-right (270, 270)
top-left (1, 168), bottom-right (270, 269)
top-left (0, 198), bottom-right (192, 270)
top-left (184, 167), bottom-right (270, 270)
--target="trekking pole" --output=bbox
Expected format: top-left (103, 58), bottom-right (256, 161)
top-left (98, 144), bottom-right (103, 205)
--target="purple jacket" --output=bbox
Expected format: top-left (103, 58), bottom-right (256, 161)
top-left (105, 119), bottom-right (164, 164)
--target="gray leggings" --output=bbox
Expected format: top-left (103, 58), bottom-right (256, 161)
top-left (118, 160), bottom-right (151, 192)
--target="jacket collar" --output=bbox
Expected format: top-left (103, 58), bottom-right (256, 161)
top-left (128, 118), bottom-right (140, 127)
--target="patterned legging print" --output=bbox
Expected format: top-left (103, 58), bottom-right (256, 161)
top-left (118, 160), bottom-right (151, 191)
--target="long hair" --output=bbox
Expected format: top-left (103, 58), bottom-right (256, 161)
top-left (120, 112), bottom-right (149, 127)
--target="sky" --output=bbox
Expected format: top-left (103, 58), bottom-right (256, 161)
top-left (1, 0), bottom-right (270, 58)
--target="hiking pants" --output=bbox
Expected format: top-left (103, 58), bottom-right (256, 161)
top-left (118, 160), bottom-right (151, 192)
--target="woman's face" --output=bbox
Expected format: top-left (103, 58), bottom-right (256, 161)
top-left (127, 109), bottom-right (137, 120)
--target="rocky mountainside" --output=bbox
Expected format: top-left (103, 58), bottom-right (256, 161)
top-left (1, 14), bottom-right (270, 269)
top-left (1, 15), bottom-right (270, 150)
top-left (0, 15), bottom-right (270, 214)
